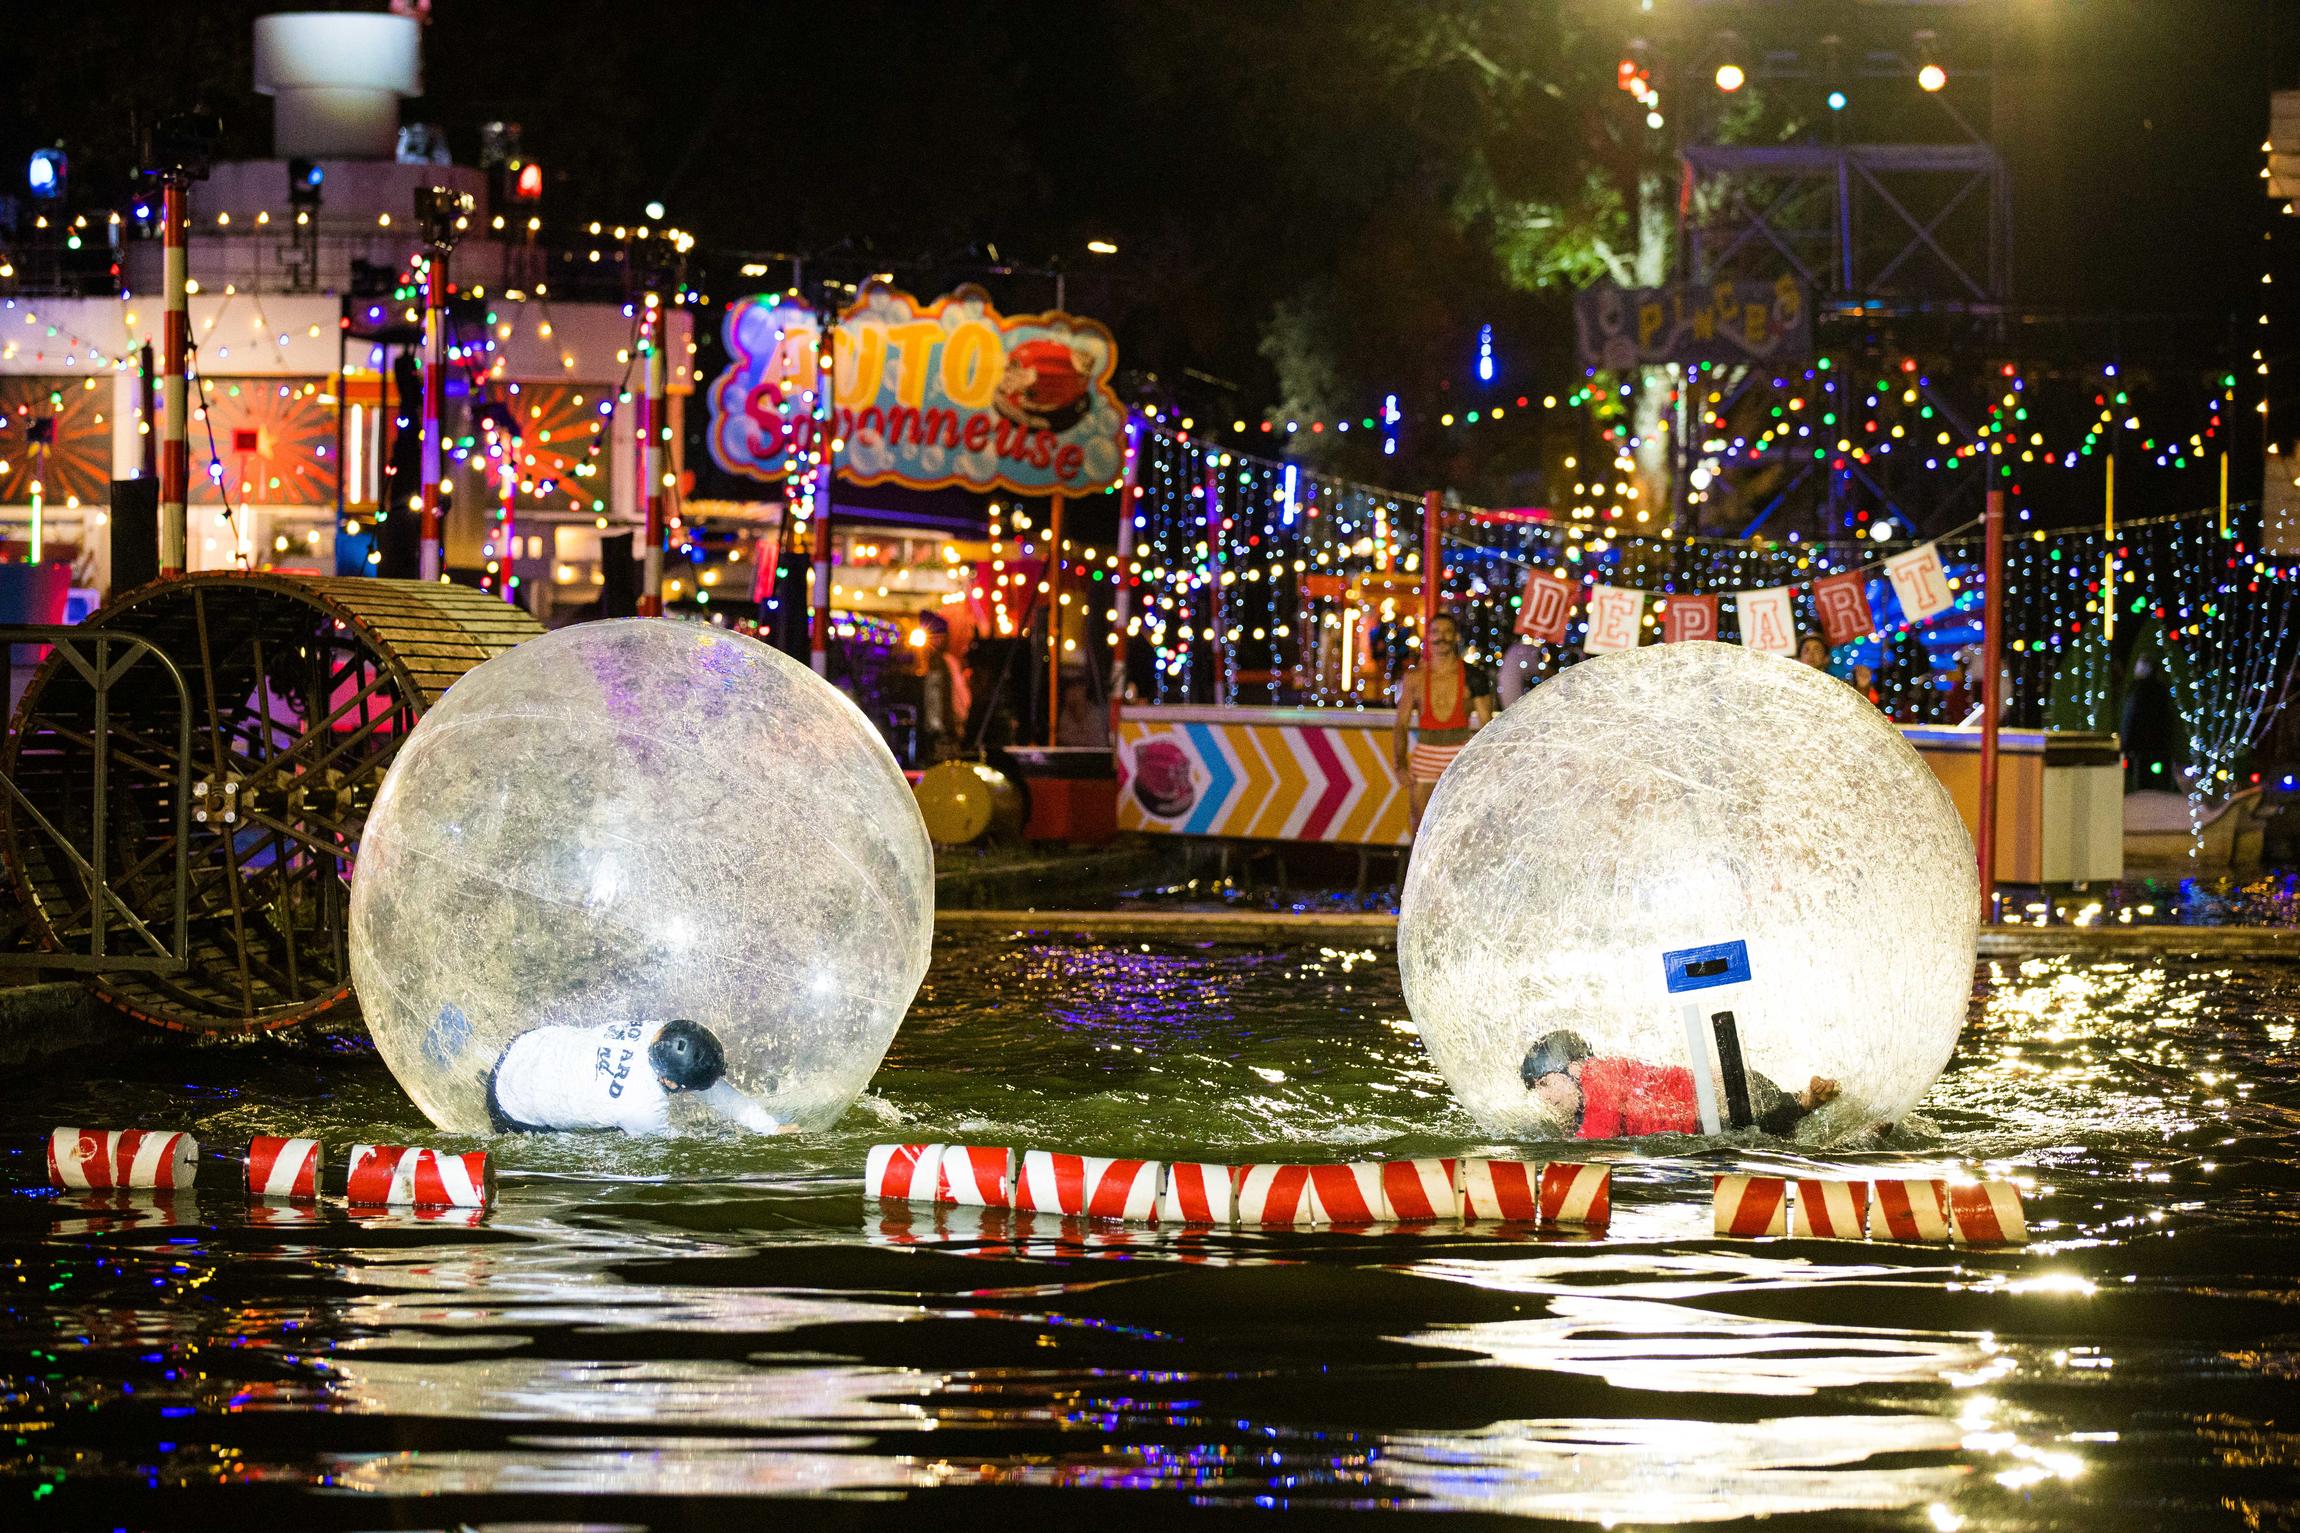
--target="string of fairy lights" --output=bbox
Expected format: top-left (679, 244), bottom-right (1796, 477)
top-left (1056, 418), bottom-right (2300, 767)
top-left (1188, 354), bottom-right (2238, 482)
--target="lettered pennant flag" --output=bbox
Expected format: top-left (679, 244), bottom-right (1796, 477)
top-left (1812, 570), bottom-right (1875, 645)
top-left (1516, 569), bottom-right (1575, 642)
top-left (1583, 583), bottom-right (1645, 653)
top-left (1885, 542), bottom-right (1956, 624)
top-left (1661, 593), bottom-right (1719, 643)
top-left (1734, 586), bottom-right (1798, 654)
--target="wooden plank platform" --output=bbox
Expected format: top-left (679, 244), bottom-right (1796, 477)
top-left (935, 907), bottom-right (2300, 960)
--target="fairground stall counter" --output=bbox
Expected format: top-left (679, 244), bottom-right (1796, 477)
top-left (1115, 706), bottom-right (2124, 885)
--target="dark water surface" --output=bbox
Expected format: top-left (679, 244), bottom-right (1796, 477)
top-left (3, 935), bottom-right (2296, 1530)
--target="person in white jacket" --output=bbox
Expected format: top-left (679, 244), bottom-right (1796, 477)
top-left (485, 1018), bottom-right (786, 1136)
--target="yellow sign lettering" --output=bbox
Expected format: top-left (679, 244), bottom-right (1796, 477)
top-left (882, 320), bottom-right (945, 408)
top-left (832, 323), bottom-right (885, 408)
top-left (940, 320), bottom-right (1003, 408)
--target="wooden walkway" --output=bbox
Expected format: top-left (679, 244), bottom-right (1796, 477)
top-left (935, 907), bottom-right (2300, 960)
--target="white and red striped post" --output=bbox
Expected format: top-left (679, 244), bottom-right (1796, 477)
top-left (1420, 488), bottom-right (1443, 645)
top-left (158, 176), bottom-right (189, 575)
top-left (417, 244), bottom-right (448, 581)
top-left (636, 295), bottom-right (664, 615)
top-left (1107, 416), bottom-right (1142, 738)
top-left (497, 422), bottom-right (519, 603)
top-left (809, 315), bottom-right (836, 675)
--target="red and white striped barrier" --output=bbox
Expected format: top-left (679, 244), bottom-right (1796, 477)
top-left (47, 1128), bottom-right (198, 1191)
top-left (934, 1144), bottom-right (1013, 1208)
top-left (1791, 1178), bottom-right (1870, 1240)
top-left (1539, 1162), bottom-right (1611, 1227)
top-left (1867, 1179), bottom-right (1952, 1242)
top-left (1014, 1150), bottom-right (1162, 1222)
top-left (1947, 1181), bottom-right (2027, 1245)
top-left (344, 1145), bottom-right (493, 1209)
top-left (1460, 1158), bottom-right (1543, 1222)
top-left (1305, 1163), bottom-right (1385, 1226)
top-left (1713, 1174), bottom-right (1789, 1237)
top-left (246, 1136), bottom-right (323, 1201)
top-left (1379, 1158), bottom-right (1461, 1222)
top-left (1160, 1161), bottom-right (1237, 1226)
top-left (864, 1142), bottom-right (946, 1204)
top-left (1234, 1163), bottom-right (1319, 1226)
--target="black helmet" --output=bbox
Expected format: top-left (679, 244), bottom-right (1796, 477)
top-left (1521, 1029), bottom-right (1591, 1088)
top-left (650, 1019), bottom-right (727, 1092)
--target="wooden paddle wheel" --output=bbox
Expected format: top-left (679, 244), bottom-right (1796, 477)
top-left (2, 573), bottom-right (540, 1034)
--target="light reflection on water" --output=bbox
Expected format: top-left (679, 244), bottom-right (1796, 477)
top-left (0, 940), bottom-right (2295, 1527)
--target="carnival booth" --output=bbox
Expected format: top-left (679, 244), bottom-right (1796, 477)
top-left (1102, 427), bottom-right (2169, 885)
top-left (696, 279), bottom-right (1132, 834)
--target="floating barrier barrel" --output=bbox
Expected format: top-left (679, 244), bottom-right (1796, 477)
top-left (1460, 1158), bottom-right (1543, 1222)
top-left (934, 1145), bottom-right (1013, 1208)
top-left (1378, 1158), bottom-right (1462, 1223)
top-left (1015, 1151), bottom-right (1162, 1221)
top-left (47, 1127), bottom-right (197, 1191)
top-left (864, 1142), bottom-right (947, 1204)
top-left (245, 1135), bottom-right (323, 1201)
top-left (1305, 1163), bottom-right (1384, 1226)
top-left (1791, 1179), bottom-right (1870, 1240)
top-left (1867, 1178), bottom-right (1952, 1242)
top-left (1234, 1164), bottom-right (1318, 1227)
top-left (1713, 1174), bottom-right (1789, 1236)
top-left (1539, 1163), bottom-right (1611, 1227)
top-left (1160, 1162), bottom-right (1238, 1226)
top-left (344, 1144), bottom-right (493, 1209)
top-left (1947, 1181), bottom-right (2027, 1245)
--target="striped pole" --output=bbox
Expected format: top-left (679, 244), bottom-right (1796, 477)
top-left (1978, 487), bottom-right (2005, 922)
top-left (810, 320), bottom-right (835, 675)
top-left (417, 246), bottom-right (447, 581)
top-left (158, 177), bottom-right (189, 576)
top-left (1202, 454), bottom-right (1222, 701)
top-left (1043, 491), bottom-right (1066, 743)
top-left (1420, 489), bottom-right (1442, 644)
top-left (637, 297), bottom-right (664, 615)
top-left (1107, 416), bottom-right (1141, 738)
top-left (497, 409), bottom-right (519, 604)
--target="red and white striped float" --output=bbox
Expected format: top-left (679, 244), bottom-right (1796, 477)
top-left (863, 1142), bottom-right (946, 1204)
top-left (1947, 1180), bottom-right (2027, 1244)
top-left (1460, 1158), bottom-right (1543, 1222)
top-left (1378, 1158), bottom-right (1461, 1222)
top-left (1234, 1163), bottom-right (1319, 1226)
top-left (1866, 1178), bottom-right (1951, 1242)
top-left (344, 1144), bottom-right (493, 1209)
top-left (1539, 1162), bottom-right (1611, 1227)
top-left (1305, 1163), bottom-right (1385, 1225)
top-left (1712, 1173), bottom-right (1789, 1236)
top-left (245, 1135), bottom-right (323, 1201)
top-left (1160, 1162), bottom-right (1237, 1226)
top-left (46, 1128), bottom-right (197, 1191)
top-left (934, 1144), bottom-right (1013, 1208)
top-left (1791, 1178), bottom-right (1870, 1239)
top-left (1014, 1150), bottom-right (1162, 1221)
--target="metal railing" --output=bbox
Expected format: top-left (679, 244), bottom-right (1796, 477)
top-left (0, 628), bottom-right (190, 972)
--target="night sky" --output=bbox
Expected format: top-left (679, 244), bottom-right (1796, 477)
top-left (10, 1), bottom-right (2299, 518)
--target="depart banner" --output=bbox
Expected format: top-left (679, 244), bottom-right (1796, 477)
top-left (705, 283), bottom-right (1127, 498)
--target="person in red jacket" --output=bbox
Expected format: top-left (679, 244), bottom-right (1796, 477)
top-left (1521, 1029), bottom-right (1839, 1139)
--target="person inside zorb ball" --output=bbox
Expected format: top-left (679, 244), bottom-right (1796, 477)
top-left (349, 620), bottom-right (936, 1139)
top-left (1397, 640), bottom-right (1978, 1145)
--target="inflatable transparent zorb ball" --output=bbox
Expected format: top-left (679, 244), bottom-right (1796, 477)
top-left (1398, 641), bottom-right (1976, 1143)
top-left (349, 620), bottom-right (934, 1134)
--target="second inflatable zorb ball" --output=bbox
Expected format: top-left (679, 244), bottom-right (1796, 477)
top-left (349, 620), bottom-right (935, 1135)
top-left (1398, 641), bottom-right (1977, 1143)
